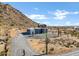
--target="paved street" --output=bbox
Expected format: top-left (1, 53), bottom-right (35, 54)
top-left (11, 34), bottom-right (38, 56)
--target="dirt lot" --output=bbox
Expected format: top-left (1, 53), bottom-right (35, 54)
top-left (28, 34), bottom-right (79, 55)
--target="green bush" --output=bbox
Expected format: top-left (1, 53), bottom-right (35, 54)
top-left (0, 51), bottom-right (5, 56)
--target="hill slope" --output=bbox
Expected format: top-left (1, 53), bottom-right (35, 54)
top-left (0, 3), bottom-right (38, 36)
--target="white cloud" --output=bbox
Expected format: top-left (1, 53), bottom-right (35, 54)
top-left (51, 10), bottom-right (79, 20)
top-left (73, 11), bottom-right (79, 14)
top-left (26, 14), bottom-right (48, 20)
top-left (53, 10), bottom-right (69, 20)
top-left (34, 8), bottom-right (39, 10)
top-left (54, 15), bottom-right (66, 20)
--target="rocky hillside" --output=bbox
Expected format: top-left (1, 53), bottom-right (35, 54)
top-left (0, 3), bottom-right (38, 37)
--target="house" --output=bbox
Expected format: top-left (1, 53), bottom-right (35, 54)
top-left (74, 26), bottom-right (79, 32)
top-left (21, 28), bottom-right (48, 36)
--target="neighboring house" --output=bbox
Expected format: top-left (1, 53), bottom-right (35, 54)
top-left (75, 28), bottom-right (79, 32)
top-left (21, 28), bottom-right (47, 36)
top-left (74, 26), bottom-right (79, 32)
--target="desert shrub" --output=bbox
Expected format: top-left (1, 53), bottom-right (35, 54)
top-left (64, 43), bottom-right (71, 48)
top-left (0, 51), bottom-right (5, 56)
top-left (10, 23), bottom-right (14, 26)
top-left (69, 45), bottom-right (76, 48)
top-left (58, 41), bottom-right (63, 45)
top-left (50, 48), bottom-right (54, 51)
top-left (75, 42), bottom-right (79, 47)
top-left (42, 50), bottom-right (45, 53)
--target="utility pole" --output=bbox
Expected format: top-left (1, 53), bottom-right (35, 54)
top-left (57, 27), bottom-right (59, 37)
top-left (45, 28), bottom-right (48, 55)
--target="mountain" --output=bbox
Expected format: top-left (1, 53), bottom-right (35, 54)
top-left (0, 3), bottom-right (38, 37)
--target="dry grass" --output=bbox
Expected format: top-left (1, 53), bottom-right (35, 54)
top-left (28, 38), bottom-right (73, 55)
top-left (28, 39), bottom-right (46, 54)
top-left (0, 44), bottom-right (5, 53)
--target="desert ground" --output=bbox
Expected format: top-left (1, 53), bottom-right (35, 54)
top-left (0, 27), bottom-right (79, 56)
top-left (27, 30), bottom-right (79, 55)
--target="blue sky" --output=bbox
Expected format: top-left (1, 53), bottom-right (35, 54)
top-left (4, 2), bottom-right (79, 26)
